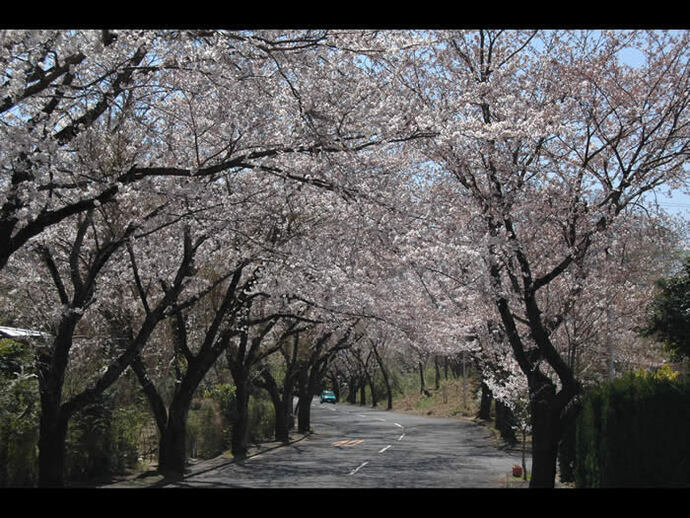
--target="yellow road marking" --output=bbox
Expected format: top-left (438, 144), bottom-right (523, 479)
top-left (333, 439), bottom-right (364, 447)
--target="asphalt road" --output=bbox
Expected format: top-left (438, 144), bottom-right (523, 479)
top-left (164, 398), bottom-right (530, 489)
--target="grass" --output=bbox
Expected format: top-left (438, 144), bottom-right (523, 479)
top-left (388, 375), bottom-right (519, 448)
top-left (392, 377), bottom-right (481, 419)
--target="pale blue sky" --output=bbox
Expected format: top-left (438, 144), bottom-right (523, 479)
top-left (617, 37), bottom-right (690, 223)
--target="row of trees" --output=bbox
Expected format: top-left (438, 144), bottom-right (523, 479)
top-left (1, 29), bottom-right (688, 488)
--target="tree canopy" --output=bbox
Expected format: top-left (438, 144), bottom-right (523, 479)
top-left (644, 256), bottom-right (690, 360)
top-left (1, 28), bottom-right (688, 488)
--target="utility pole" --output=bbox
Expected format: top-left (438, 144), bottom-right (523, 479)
top-left (608, 297), bottom-right (615, 380)
top-left (461, 351), bottom-right (467, 411)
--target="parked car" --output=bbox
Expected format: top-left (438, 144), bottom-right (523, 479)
top-left (320, 390), bottom-right (336, 404)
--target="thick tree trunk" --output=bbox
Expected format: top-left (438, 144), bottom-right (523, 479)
top-left (495, 400), bottom-right (517, 445)
top-left (36, 319), bottom-right (78, 488)
top-left (296, 393), bottom-right (311, 433)
top-left (157, 403), bottom-right (189, 476)
top-left (478, 381), bottom-right (493, 420)
top-left (150, 349), bottom-right (223, 476)
top-left (272, 392), bottom-right (292, 443)
top-left (274, 399), bottom-right (291, 443)
top-left (295, 360), bottom-right (320, 434)
top-left (132, 353), bottom-right (189, 477)
top-left (231, 375), bottom-right (250, 459)
top-left (37, 406), bottom-right (69, 487)
top-left (257, 368), bottom-right (292, 443)
top-left (528, 380), bottom-right (562, 488)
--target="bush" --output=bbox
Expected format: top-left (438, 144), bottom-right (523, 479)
top-left (203, 383), bottom-right (236, 451)
top-left (186, 398), bottom-right (225, 459)
top-left (0, 378), bottom-right (39, 487)
top-left (247, 394), bottom-right (275, 443)
top-left (65, 394), bottom-right (117, 484)
top-left (110, 403), bottom-right (152, 472)
top-left (0, 338), bottom-right (39, 487)
top-left (575, 371), bottom-right (690, 487)
top-left (65, 391), bottom-right (151, 485)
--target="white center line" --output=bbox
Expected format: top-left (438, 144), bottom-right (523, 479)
top-left (348, 462), bottom-right (368, 475)
top-left (378, 445), bottom-right (392, 453)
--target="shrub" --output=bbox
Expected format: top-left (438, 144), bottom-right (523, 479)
top-left (65, 396), bottom-right (114, 484)
top-left (575, 372), bottom-right (690, 487)
top-left (110, 403), bottom-right (151, 472)
top-left (186, 398), bottom-right (225, 459)
top-left (203, 383), bottom-right (236, 450)
top-left (0, 380), bottom-right (39, 487)
top-left (247, 394), bottom-right (275, 443)
top-left (65, 391), bottom-right (151, 484)
top-left (0, 339), bottom-right (39, 487)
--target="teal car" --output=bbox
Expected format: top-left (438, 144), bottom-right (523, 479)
top-left (320, 390), bottom-right (336, 403)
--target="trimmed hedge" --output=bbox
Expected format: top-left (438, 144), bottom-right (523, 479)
top-left (575, 372), bottom-right (690, 487)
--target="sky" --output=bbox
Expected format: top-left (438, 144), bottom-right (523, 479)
top-left (646, 189), bottom-right (690, 220)
top-left (617, 39), bottom-right (690, 223)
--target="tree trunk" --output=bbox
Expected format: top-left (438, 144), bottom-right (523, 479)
top-left (495, 400), bottom-right (517, 444)
top-left (522, 429), bottom-right (528, 481)
top-left (493, 282), bottom-right (581, 488)
top-left (558, 412), bottom-right (577, 483)
top-left (273, 389), bottom-right (291, 443)
top-left (478, 381), bottom-right (493, 420)
top-left (274, 398), bottom-right (291, 443)
top-left (37, 405), bottom-right (69, 487)
top-left (132, 353), bottom-right (192, 477)
top-left (231, 374), bottom-right (250, 459)
top-left (371, 344), bottom-right (393, 410)
top-left (418, 361), bottom-right (426, 394)
top-left (367, 371), bottom-right (377, 408)
top-left (528, 381), bottom-right (562, 488)
top-left (257, 368), bottom-right (292, 443)
top-left (36, 320), bottom-right (77, 488)
top-left (347, 377), bottom-right (357, 404)
top-left (385, 379), bottom-right (393, 410)
top-left (329, 373), bottom-right (341, 402)
top-left (157, 402), bottom-right (189, 476)
top-left (296, 393), bottom-right (310, 433)
top-left (434, 356), bottom-right (440, 390)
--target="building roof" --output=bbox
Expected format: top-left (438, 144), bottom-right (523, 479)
top-left (0, 325), bottom-right (50, 339)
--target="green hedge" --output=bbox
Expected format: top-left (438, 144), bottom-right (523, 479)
top-left (575, 371), bottom-right (690, 487)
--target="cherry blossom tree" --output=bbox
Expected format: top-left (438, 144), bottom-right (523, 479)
top-left (0, 28), bottom-right (431, 483)
top-left (224, 302), bottom-right (321, 459)
top-left (0, 29), bottom-right (430, 273)
top-left (0, 30), bottom-right (165, 270)
top-left (0, 187), bottom-right (207, 486)
top-left (4, 28), bottom-right (686, 490)
top-left (363, 322), bottom-right (401, 410)
top-left (399, 29), bottom-right (690, 487)
top-left (254, 327), bottom-right (308, 444)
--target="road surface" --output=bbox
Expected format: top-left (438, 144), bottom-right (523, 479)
top-left (164, 398), bottom-right (530, 488)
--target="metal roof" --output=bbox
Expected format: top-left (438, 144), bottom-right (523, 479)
top-left (0, 325), bottom-right (50, 339)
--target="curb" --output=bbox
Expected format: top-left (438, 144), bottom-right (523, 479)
top-left (102, 432), bottom-right (311, 488)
